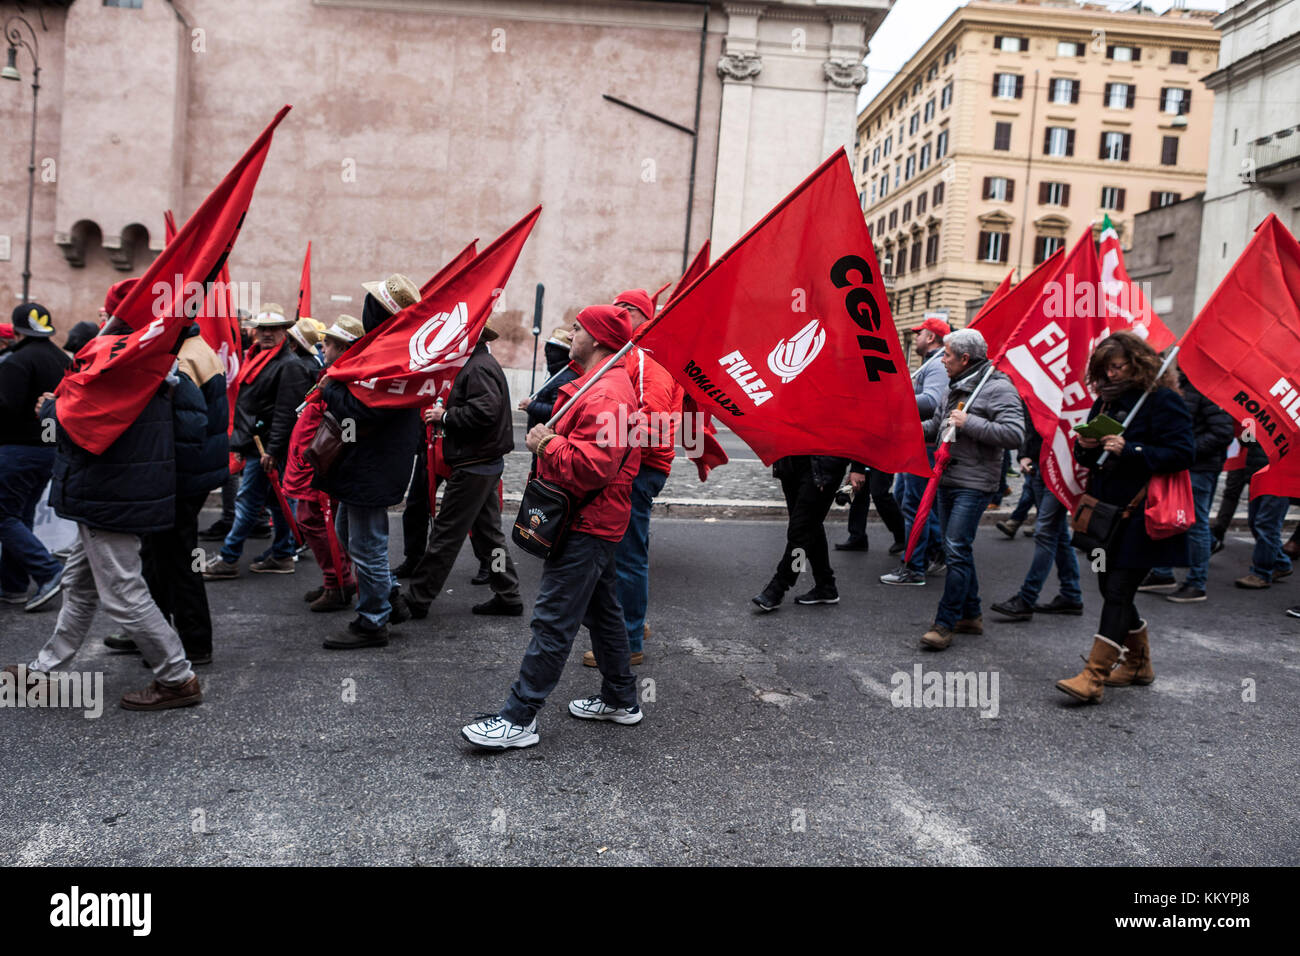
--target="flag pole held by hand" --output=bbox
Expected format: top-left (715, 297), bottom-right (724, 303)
top-left (1096, 346), bottom-right (1179, 466)
top-left (544, 341), bottom-right (636, 430)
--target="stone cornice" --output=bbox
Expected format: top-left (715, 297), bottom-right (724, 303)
top-left (1203, 29), bottom-right (1300, 90)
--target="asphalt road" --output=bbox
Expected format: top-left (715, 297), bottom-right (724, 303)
top-left (1, 516), bottom-right (1297, 865)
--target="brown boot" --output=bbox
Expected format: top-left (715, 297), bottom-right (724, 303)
top-left (1055, 636), bottom-right (1123, 703)
top-left (1105, 620), bottom-right (1154, 686)
top-left (120, 675), bottom-right (202, 711)
top-left (582, 650), bottom-right (643, 667)
top-left (310, 588), bottom-right (351, 613)
top-left (954, 616), bottom-right (984, 635)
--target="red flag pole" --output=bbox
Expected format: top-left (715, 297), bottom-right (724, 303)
top-left (1095, 346), bottom-right (1180, 466)
top-left (254, 436), bottom-right (304, 545)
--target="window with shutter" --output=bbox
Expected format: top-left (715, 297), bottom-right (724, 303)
top-left (1015, 75), bottom-right (1025, 98)
top-left (978, 232), bottom-right (989, 260)
top-left (903, 200), bottom-right (912, 221)
top-left (897, 241), bottom-right (907, 275)
top-left (1171, 49), bottom-right (1189, 65)
top-left (995, 122), bottom-right (1012, 151)
top-left (1126, 86), bottom-right (1135, 109)
top-left (1038, 181), bottom-right (1048, 204)
top-left (918, 192), bottom-right (927, 215)
top-left (911, 243), bottom-right (922, 272)
top-left (1067, 129), bottom-right (1075, 155)
top-left (1062, 183), bottom-right (1071, 206)
top-left (1117, 188), bottom-right (1126, 211)
top-left (1121, 133), bottom-right (1131, 161)
top-left (1071, 80), bottom-right (1080, 104)
top-left (982, 177), bottom-right (992, 199)
top-left (1006, 180), bottom-right (1015, 202)
top-left (933, 181), bottom-right (945, 206)
top-left (1034, 236), bottom-right (1048, 265)
top-left (1161, 136), bottom-right (1179, 166)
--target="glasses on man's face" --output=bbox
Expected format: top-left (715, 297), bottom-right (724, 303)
top-left (1106, 361), bottom-right (1129, 375)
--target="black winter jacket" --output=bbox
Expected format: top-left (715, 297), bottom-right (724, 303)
top-left (45, 375), bottom-right (204, 534)
top-left (0, 336), bottom-right (70, 445)
top-left (312, 295), bottom-right (420, 507)
top-left (229, 340), bottom-right (315, 461)
top-left (441, 341), bottom-right (514, 468)
top-left (174, 328), bottom-right (230, 498)
top-left (773, 455), bottom-right (849, 491)
top-left (1177, 372), bottom-right (1235, 474)
top-left (1075, 385), bottom-right (1195, 569)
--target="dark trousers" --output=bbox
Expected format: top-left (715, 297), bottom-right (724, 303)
top-left (774, 460), bottom-right (840, 591)
top-left (0, 443), bottom-right (62, 594)
top-left (1212, 466), bottom-right (1255, 539)
top-left (1096, 566), bottom-right (1146, 645)
top-left (1009, 471), bottom-right (1039, 522)
top-left (141, 493), bottom-right (212, 657)
top-left (403, 445), bottom-right (432, 561)
top-left (407, 468), bottom-right (520, 607)
top-left (846, 469), bottom-right (906, 545)
top-left (219, 472), bottom-right (238, 523)
top-left (501, 532), bottom-right (635, 725)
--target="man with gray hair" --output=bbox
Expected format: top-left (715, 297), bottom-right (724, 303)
top-left (919, 327), bottom-right (1024, 650)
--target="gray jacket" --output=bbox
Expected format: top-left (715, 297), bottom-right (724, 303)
top-left (913, 347), bottom-right (949, 434)
top-left (923, 360), bottom-right (1025, 493)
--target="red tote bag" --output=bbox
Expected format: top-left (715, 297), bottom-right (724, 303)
top-left (1145, 470), bottom-right (1195, 540)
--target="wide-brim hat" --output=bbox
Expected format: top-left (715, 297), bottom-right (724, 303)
top-left (288, 317), bottom-right (326, 351)
top-left (547, 327), bottom-right (572, 349)
top-left (323, 314), bottom-right (364, 345)
top-left (362, 274), bottom-right (420, 315)
top-left (252, 304), bottom-right (292, 328)
top-left (12, 303), bottom-right (55, 337)
top-left (481, 320), bottom-right (498, 343)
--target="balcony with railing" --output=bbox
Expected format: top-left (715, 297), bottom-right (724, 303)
top-left (1244, 126), bottom-right (1300, 186)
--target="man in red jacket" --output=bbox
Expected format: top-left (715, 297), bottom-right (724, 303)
top-left (462, 305), bottom-right (643, 750)
top-left (581, 289), bottom-right (680, 669)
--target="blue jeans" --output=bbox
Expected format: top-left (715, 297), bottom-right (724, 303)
top-left (933, 485), bottom-right (987, 629)
top-left (1018, 473), bottom-right (1081, 605)
top-left (502, 532), bottom-right (636, 725)
top-left (901, 447), bottom-right (942, 573)
top-left (615, 465), bottom-right (668, 652)
top-left (335, 503), bottom-right (394, 627)
top-left (1152, 470), bottom-right (1217, 590)
top-left (0, 444), bottom-right (63, 594)
top-left (1010, 470), bottom-right (1039, 523)
top-left (1248, 494), bottom-right (1292, 582)
top-left (219, 458), bottom-right (295, 563)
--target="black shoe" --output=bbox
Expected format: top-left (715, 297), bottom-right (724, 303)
top-left (187, 651), bottom-right (213, 667)
top-left (391, 558), bottom-right (418, 579)
top-left (388, 588), bottom-right (410, 624)
top-left (991, 594), bottom-right (1034, 621)
top-left (470, 567), bottom-right (492, 586)
top-left (103, 634), bottom-right (140, 653)
top-left (1166, 584), bottom-right (1207, 603)
top-left (472, 595), bottom-right (524, 616)
top-left (1137, 571), bottom-right (1177, 592)
top-left (1033, 594), bottom-right (1085, 615)
top-left (795, 585), bottom-right (840, 605)
top-left (1210, 536), bottom-right (1225, 555)
top-left (198, 519), bottom-right (232, 541)
top-left (248, 523), bottom-right (272, 539)
top-left (752, 581), bottom-right (785, 613)
top-left (304, 586), bottom-right (325, 603)
top-left (995, 519), bottom-right (1021, 539)
top-left (888, 539), bottom-right (906, 556)
top-left (323, 617), bottom-right (390, 649)
top-left (925, 554), bottom-right (947, 576)
top-left (834, 538), bottom-right (868, 552)
top-left (403, 596), bottom-right (429, 620)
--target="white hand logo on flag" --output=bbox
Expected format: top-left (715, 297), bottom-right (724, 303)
top-left (767, 318), bottom-right (826, 384)
top-left (408, 301), bottom-right (470, 372)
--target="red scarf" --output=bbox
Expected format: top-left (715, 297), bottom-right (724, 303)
top-left (235, 341), bottom-right (282, 388)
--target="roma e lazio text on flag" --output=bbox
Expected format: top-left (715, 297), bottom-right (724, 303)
top-left (635, 149), bottom-right (929, 477)
top-left (324, 206), bottom-right (541, 408)
top-left (1180, 214), bottom-right (1300, 499)
top-left (54, 106), bottom-right (290, 455)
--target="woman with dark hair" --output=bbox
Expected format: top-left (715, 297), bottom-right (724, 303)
top-left (1057, 331), bottom-right (1194, 704)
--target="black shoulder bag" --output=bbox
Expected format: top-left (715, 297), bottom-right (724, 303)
top-left (513, 447), bottom-right (632, 561)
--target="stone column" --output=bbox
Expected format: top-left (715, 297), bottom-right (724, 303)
top-left (711, 5), bottom-right (763, 252)
top-left (821, 18), bottom-right (868, 160)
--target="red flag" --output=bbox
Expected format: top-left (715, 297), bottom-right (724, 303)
top-left (968, 249), bottom-right (1063, 361)
top-left (167, 207), bottom-right (242, 398)
top-left (903, 441), bottom-right (952, 563)
top-left (666, 240), bottom-right (711, 309)
top-left (325, 206), bottom-right (541, 408)
top-left (970, 270), bottom-right (1013, 327)
top-left (421, 240), bottom-right (479, 298)
top-left (296, 241), bottom-right (311, 319)
top-left (1098, 216), bottom-right (1175, 351)
top-left (635, 151), bottom-right (928, 476)
top-left (1180, 214), bottom-right (1300, 498)
top-left (55, 106), bottom-right (290, 455)
top-left (1223, 437), bottom-right (1247, 472)
top-left (163, 210), bottom-right (178, 245)
top-left (995, 229), bottom-right (1108, 512)
top-left (663, 241), bottom-right (728, 480)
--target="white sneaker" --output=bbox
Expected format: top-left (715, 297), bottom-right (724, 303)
top-left (460, 715), bottom-right (539, 749)
top-left (568, 696), bottom-right (644, 725)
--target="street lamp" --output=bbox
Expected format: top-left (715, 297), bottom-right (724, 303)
top-left (4, 15), bottom-right (41, 303)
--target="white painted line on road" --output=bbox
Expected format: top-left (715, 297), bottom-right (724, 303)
top-left (880, 777), bottom-right (993, 866)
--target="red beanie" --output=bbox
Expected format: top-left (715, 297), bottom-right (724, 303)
top-left (103, 278), bottom-right (138, 317)
top-left (0, 323), bottom-right (14, 341)
top-left (615, 288), bottom-right (654, 323)
top-left (576, 305), bottom-right (633, 352)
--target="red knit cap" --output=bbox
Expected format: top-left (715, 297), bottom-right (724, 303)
top-left (0, 323), bottom-right (14, 341)
top-left (575, 305), bottom-right (633, 352)
top-left (614, 289), bottom-right (654, 322)
top-left (103, 278), bottom-right (138, 317)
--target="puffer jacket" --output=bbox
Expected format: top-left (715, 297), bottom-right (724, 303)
top-left (174, 327), bottom-right (229, 498)
top-left (923, 359), bottom-right (1025, 493)
top-left (1177, 371), bottom-right (1234, 474)
top-left (537, 357), bottom-right (642, 542)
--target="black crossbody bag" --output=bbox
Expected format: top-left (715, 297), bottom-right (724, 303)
top-left (513, 447), bottom-right (632, 561)
top-left (1071, 485), bottom-right (1147, 554)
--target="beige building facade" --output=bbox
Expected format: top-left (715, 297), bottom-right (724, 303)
top-left (0, 0), bottom-right (891, 373)
top-left (854, 0), bottom-right (1219, 348)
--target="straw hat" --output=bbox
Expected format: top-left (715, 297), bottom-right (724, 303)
top-left (481, 319), bottom-right (499, 342)
top-left (323, 315), bottom-right (364, 345)
top-left (547, 327), bottom-right (572, 349)
top-left (251, 303), bottom-right (291, 328)
top-left (362, 274), bottom-right (420, 315)
top-left (288, 317), bottom-right (326, 352)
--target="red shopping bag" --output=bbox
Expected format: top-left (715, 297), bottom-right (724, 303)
top-left (1145, 470), bottom-right (1195, 540)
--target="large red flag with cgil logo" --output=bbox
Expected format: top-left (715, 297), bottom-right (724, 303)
top-left (635, 150), bottom-right (928, 476)
top-left (324, 206), bottom-right (541, 408)
top-left (56, 106), bottom-right (290, 455)
top-left (994, 228), bottom-right (1109, 512)
top-left (165, 207), bottom-right (242, 400)
top-left (1180, 214), bottom-right (1300, 499)
top-left (1098, 214), bottom-right (1174, 350)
